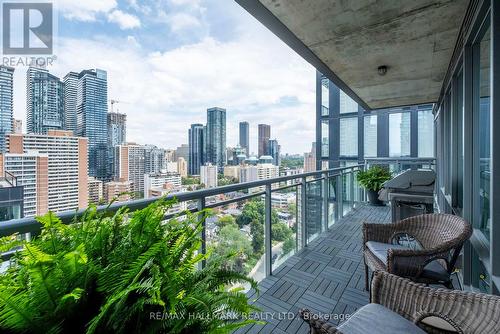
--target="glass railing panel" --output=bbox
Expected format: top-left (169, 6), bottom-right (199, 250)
top-left (342, 172), bottom-right (353, 216)
top-left (327, 175), bottom-right (337, 227)
top-left (205, 196), bottom-right (266, 286)
top-left (271, 186), bottom-right (299, 273)
top-left (305, 179), bottom-right (323, 243)
top-left (353, 170), bottom-right (361, 206)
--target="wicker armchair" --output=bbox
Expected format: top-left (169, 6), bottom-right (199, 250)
top-left (300, 271), bottom-right (500, 334)
top-left (363, 214), bottom-right (472, 290)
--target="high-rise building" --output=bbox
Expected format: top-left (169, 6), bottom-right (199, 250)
top-left (88, 177), bottom-right (103, 205)
top-left (115, 143), bottom-right (146, 196)
top-left (63, 72), bottom-right (79, 132)
top-left (76, 69), bottom-right (108, 180)
top-left (174, 144), bottom-right (189, 163)
top-left (177, 157), bottom-right (187, 178)
top-left (268, 139), bottom-right (280, 166)
top-left (107, 112), bottom-right (126, 179)
top-left (0, 66), bottom-right (14, 152)
top-left (145, 145), bottom-right (165, 174)
top-left (104, 180), bottom-right (133, 203)
top-left (304, 142), bottom-right (316, 172)
top-left (188, 124), bottom-right (204, 175)
top-left (144, 172), bottom-right (182, 198)
top-left (3, 130), bottom-right (88, 216)
top-left (239, 121), bottom-right (249, 156)
top-left (12, 119), bottom-right (22, 134)
top-left (26, 67), bottom-right (64, 135)
top-left (200, 163), bottom-right (218, 188)
top-left (258, 124), bottom-right (271, 157)
top-left (206, 107), bottom-right (226, 172)
top-left (1, 152), bottom-right (47, 217)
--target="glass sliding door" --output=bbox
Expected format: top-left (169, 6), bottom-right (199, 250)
top-left (364, 115), bottom-right (377, 158)
top-left (475, 26), bottom-right (491, 243)
top-left (389, 112), bottom-right (411, 157)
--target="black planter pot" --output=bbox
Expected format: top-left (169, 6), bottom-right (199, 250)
top-left (366, 189), bottom-right (384, 206)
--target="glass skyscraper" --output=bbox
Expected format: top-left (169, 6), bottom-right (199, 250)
top-left (144, 145), bottom-right (165, 174)
top-left (268, 139), bottom-right (280, 166)
top-left (188, 124), bottom-right (205, 175)
top-left (26, 67), bottom-right (64, 135)
top-left (258, 124), bottom-right (270, 157)
top-left (76, 69), bottom-right (108, 180)
top-left (0, 66), bottom-right (14, 152)
top-left (63, 72), bottom-right (79, 132)
top-left (206, 107), bottom-right (226, 172)
top-left (239, 121), bottom-right (249, 156)
top-left (107, 112), bottom-right (126, 179)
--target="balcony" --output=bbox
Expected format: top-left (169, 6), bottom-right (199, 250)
top-left (236, 204), bottom-right (390, 334)
top-left (0, 158), bottom-right (436, 333)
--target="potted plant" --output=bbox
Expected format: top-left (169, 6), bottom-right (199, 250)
top-left (357, 166), bottom-right (392, 206)
top-left (0, 199), bottom-right (260, 333)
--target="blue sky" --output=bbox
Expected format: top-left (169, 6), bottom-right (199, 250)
top-left (13, 0), bottom-right (316, 154)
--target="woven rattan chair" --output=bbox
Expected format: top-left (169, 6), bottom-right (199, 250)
top-left (300, 271), bottom-right (500, 334)
top-left (363, 214), bottom-right (472, 290)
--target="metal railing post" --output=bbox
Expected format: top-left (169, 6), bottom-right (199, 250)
top-left (264, 184), bottom-right (272, 277)
top-left (300, 176), bottom-right (307, 248)
top-left (322, 172), bottom-right (328, 231)
top-left (337, 173), bottom-right (343, 218)
top-left (350, 169), bottom-right (355, 209)
top-left (198, 197), bottom-right (206, 269)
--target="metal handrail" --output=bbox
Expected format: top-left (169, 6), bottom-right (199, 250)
top-left (0, 164), bottom-right (363, 237)
top-left (364, 157), bottom-right (435, 164)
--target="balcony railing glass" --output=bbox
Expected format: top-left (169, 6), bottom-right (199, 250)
top-left (0, 158), bottom-right (434, 285)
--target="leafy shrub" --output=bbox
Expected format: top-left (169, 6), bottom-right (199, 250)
top-left (0, 199), bottom-right (259, 333)
top-left (357, 166), bottom-right (392, 191)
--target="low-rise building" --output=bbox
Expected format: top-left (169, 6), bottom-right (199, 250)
top-left (271, 192), bottom-right (296, 210)
top-left (177, 157), bottom-right (187, 178)
top-left (88, 177), bottom-right (104, 205)
top-left (223, 165), bottom-right (240, 182)
top-left (104, 180), bottom-right (133, 203)
top-left (144, 172), bottom-right (182, 199)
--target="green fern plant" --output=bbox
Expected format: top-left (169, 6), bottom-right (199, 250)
top-left (0, 199), bottom-right (260, 333)
top-left (357, 165), bottom-right (392, 192)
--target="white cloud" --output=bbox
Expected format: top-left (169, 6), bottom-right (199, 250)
top-left (107, 10), bottom-right (141, 29)
top-left (167, 13), bottom-right (202, 32)
top-left (168, 0), bottom-right (202, 8)
top-left (12, 16), bottom-right (315, 154)
top-left (58, 0), bottom-right (117, 21)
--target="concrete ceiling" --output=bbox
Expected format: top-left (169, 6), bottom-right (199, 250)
top-left (253, 0), bottom-right (469, 110)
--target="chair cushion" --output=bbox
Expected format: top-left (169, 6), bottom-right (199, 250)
top-left (338, 303), bottom-right (426, 334)
top-left (365, 241), bottom-right (449, 282)
top-left (421, 261), bottom-right (449, 282)
top-left (365, 241), bottom-right (410, 264)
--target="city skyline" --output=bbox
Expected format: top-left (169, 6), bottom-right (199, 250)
top-left (9, 0), bottom-right (315, 155)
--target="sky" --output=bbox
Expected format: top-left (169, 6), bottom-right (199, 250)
top-left (12, 0), bottom-right (317, 155)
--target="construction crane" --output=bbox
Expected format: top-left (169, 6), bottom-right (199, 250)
top-left (109, 99), bottom-right (130, 113)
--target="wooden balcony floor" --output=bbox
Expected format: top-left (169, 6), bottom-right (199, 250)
top-left (235, 204), bottom-right (391, 334)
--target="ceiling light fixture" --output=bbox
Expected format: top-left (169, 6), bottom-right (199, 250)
top-left (378, 65), bottom-right (388, 76)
